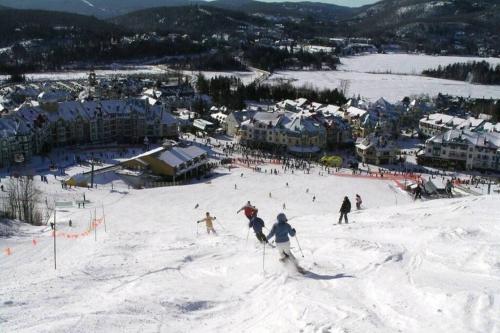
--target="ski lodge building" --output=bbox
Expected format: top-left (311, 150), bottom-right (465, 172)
top-left (121, 142), bottom-right (210, 182)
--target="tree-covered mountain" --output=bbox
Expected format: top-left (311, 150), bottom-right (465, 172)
top-left (0, 7), bottom-right (121, 46)
top-left (0, 0), bottom-right (201, 18)
top-left (339, 0), bottom-right (500, 53)
top-left (208, 0), bottom-right (357, 21)
top-left (110, 5), bottom-right (268, 36)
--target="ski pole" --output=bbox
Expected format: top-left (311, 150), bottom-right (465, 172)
top-left (246, 227), bottom-right (250, 244)
top-left (262, 242), bottom-right (266, 274)
top-left (215, 218), bottom-right (226, 231)
top-left (295, 235), bottom-right (304, 258)
top-left (196, 221), bottom-right (199, 236)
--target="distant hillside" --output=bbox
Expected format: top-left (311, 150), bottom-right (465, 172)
top-left (110, 5), bottom-right (268, 36)
top-left (0, 0), bottom-right (201, 18)
top-left (0, 8), bottom-right (121, 46)
top-left (208, 0), bottom-right (357, 21)
top-left (340, 0), bottom-right (500, 53)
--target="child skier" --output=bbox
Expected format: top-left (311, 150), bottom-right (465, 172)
top-left (197, 212), bottom-right (217, 234)
top-left (249, 210), bottom-right (267, 244)
top-left (237, 201), bottom-right (257, 221)
top-left (266, 213), bottom-right (304, 273)
top-left (355, 194), bottom-right (362, 210)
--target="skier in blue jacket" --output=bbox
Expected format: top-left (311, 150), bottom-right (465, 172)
top-left (266, 213), bottom-right (300, 269)
top-left (249, 210), bottom-right (267, 243)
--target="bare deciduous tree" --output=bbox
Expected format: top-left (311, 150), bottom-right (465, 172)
top-left (5, 176), bottom-right (42, 225)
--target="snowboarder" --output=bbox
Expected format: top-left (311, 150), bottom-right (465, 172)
top-left (355, 194), bottom-right (362, 210)
top-left (266, 213), bottom-right (304, 273)
top-left (249, 210), bottom-right (267, 244)
top-left (197, 212), bottom-right (217, 234)
top-left (338, 196), bottom-right (351, 224)
top-left (237, 201), bottom-right (257, 221)
top-left (414, 184), bottom-right (423, 200)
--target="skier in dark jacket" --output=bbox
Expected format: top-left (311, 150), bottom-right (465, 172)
top-left (249, 210), bottom-right (267, 243)
top-left (338, 196), bottom-right (351, 224)
top-left (266, 213), bottom-right (301, 270)
top-left (414, 184), bottom-right (423, 200)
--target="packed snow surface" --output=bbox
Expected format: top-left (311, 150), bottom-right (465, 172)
top-left (1, 166), bottom-right (499, 332)
top-left (266, 70), bottom-right (500, 102)
top-left (0, 66), bottom-right (167, 83)
top-left (339, 54), bottom-right (500, 75)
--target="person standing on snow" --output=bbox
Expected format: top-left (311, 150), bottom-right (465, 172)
top-left (197, 212), bottom-right (217, 234)
top-left (414, 184), bottom-right (423, 200)
top-left (249, 210), bottom-right (267, 244)
top-left (355, 194), bottom-right (362, 210)
top-left (266, 213), bottom-right (303, 272)
top-left (338, 196), bottom-right (351, 224)
top-left (445, 180), bottom-right (453, 198)
top-left (237, 201), bottom-right (257, 221)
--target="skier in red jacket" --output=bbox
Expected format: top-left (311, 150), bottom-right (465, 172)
top-left (237, 201), bottom-right (257, 221)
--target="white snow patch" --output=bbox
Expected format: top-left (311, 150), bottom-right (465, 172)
top-left (81, 0), bottom-right (95, 8)
top-left (1, 161), bottom-right (499, 332)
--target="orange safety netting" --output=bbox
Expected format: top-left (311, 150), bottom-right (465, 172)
top-left (3, 217), bottom-right (105, 257)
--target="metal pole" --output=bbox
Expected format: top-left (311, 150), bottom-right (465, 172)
top-left (90, 160), bottom-right (95, 189)
top-left (295, 235), bottom-right (304, 258)
top-left (102, 203), bottom-right (107, 232)
top-left (262, 242), bottom-right (266, 274)
top-left (53, 207), bottom-right (57, 270)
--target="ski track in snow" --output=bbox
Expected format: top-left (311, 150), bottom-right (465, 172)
top-left (0, 164), bottom-right (499, 332)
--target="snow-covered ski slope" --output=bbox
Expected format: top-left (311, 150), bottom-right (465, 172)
top-left (1, 168), bottom-right (499, 333)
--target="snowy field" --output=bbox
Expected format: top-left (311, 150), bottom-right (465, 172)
top-left (182, 70), bottom-right (260, 85)
top-left (339, 54), bottom-right (500, 75)
top-left (266, 70), bottom-right (500, 102)
top-left (1, 162), bottom-right (499, 332)
top-left (0, 66), bottom-right (169, 83)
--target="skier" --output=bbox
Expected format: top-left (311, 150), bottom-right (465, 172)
top-left (445, 180), bottom-right (453, 198)
top-left (338, 196), bottom-right (351, 224)
top-left (414, 184), bottom-right (423, 200)
top-left (197, 212), bottom-right (217, 234)
top-left (194, 203), bottom-right (199, 209)
top-left (237, 201), bottom-right (257, 221)
top-left (312, 195), bottom-right (316, 202)
top-left (283, 203), bottom-right (286, 210)
top-left (249, 210), bottom-right (267, 244)
top-left (269, 192), bottom-right (272, 198)
top-left (266, 213), bottom-right (304, 273)
top-left (355, 194), bottom-right (362, 210)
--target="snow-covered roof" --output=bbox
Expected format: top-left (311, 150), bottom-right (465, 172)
top-left (429, 129), bottom-right (500, 149)
top-left (345, 106), bottom-right (368, 118)
top-left (157, 145), bottom-right (208, 168)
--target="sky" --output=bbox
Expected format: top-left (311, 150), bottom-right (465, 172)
top-left (253, 0), bottom-right (379, 7)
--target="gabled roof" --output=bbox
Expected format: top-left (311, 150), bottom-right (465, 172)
top-left (157, 145), bottom-right (208, 168)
